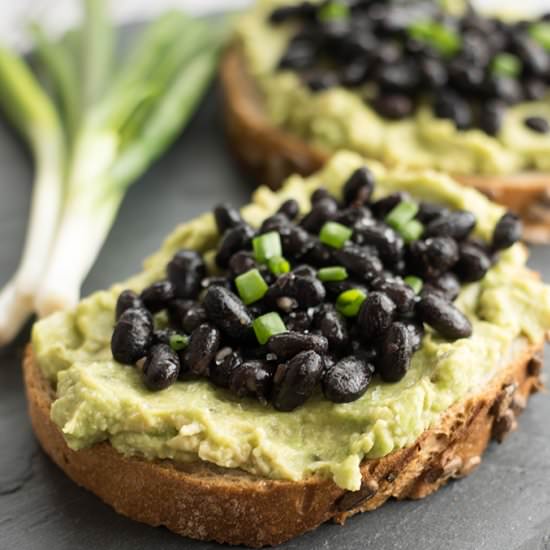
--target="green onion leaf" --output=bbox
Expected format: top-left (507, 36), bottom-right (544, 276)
top-left (253, 232), bottom-right (283, 263)
top-left (268, 256), bottom-right (290, 276)
top-left (400, 220), bottom-right (424, 243)
top-left (529, 22), bottom-right (550, 51)
top-left (318, 1), bottom-right (350, 22)
top-left (253, 312), bottom-right (287, 345)
top-left (491, 53), bottom-right (522, 78)
top-left (235, 269), bottom-right (269, 305)
top-left (404, 275), bottom-right (423, 295)
top-left (319, 221), bottom-right (352, 249)
top-left (169, 333), bottom-right (189, 351)
top-left (408, 20), bottom-right (461, 57)
top-left (385, 200), bottom-right (419, 231)
top-left (318, 266), bottom-right (348, 282)
top-left (336, 289), bottom-right (366, 317)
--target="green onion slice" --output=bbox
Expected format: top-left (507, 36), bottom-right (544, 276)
top-left (404, 275), bottom-right (423, 295)
top-left (318, 266), bottom-right (348, 282)
top-left (408, 20), bottom-right (461, 57)
top-left (235, 268), bottom-right (269, 305)
top-left (491, 53), bottom-right (522, 78)
top-left (400, 219), bottom-right (424, 243)
top-left (253, 231), bottom-right (282, 263)
top-left (268, 256), bottom-right (290, 276)
top-left (169, 333), bottom-right (189, 351)
top-left (318, 1), bottom-right (350, 22)
top-left (336, 289), bottom-right (366, 317)
top-left (319, 221), bottom-right (353, 249)
top-left (385, 200), bottom-right (419, 231)
top-left (253, 312), bottom-right (287, 345)
top-left (529, 22), bottom-right (550, 51)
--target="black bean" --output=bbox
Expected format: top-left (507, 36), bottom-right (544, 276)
top-left (292, 265), bottom-right (317, 278)
top-left (378, 60), bottom-right (420, 92)
top-left (416, 202), bottom-right (450, 224)
top-left (403, 320), bottom-right (424, 352)
top-left (142, 344), bottom-right (180, 391)
top-left (279, 37), bottom-right (318, 70)
top-left (153, 329), bottom-right (176, 346)
top-left (489, 76), bottom-right (523, 104)
top-left (372, 93), bottom-right (415, 120)
top-left (354, 222), bottom-right (404, 266)
top-left (302, 240), bottom-right (333, 267)
top-left (479, 101), bottom-right (505, 136)
top-left (322, 356), bottom-right (373, 403)
top-left (420, 57), bottom-right (448, 88)
top-left (140, 280), bottom-right (175, 313)
top-left (523, 78), bottom-right (547, 101)
top-left (342, 166), bottom-right (375, 207)
top-left (279, 224), bottom-right (314, 259)
top-left (351, 341), bottom-right (378, 366)
top-left (314, 305), bottom-right (349, 352)
top-left (311, 187), bottom-right (331, 204)
top-left (423, 211), bottom-right (476, 240)
top-left (449, 60), bottom-right (485, 96)
top-left (300, 198), bottom-right (338, 233)
top-left (115, 290), bottom-right (143, 320)
top-left (408, 237), bottom-right (459, 278)
top-left (229, 251), bottom-right (257, 277)
top-left (357, 291), bottom-right (396, 341)
top-left (260, 213), bottom-right (288, 234)
top-left (378, 322), bottom-right (413, 383)
top-left (229, 360), bottom-right (273, 402)
top-left (266, 273), bottom-right (326, 309)
top-left (332, 243), bottom-right (383, 281)
top-left (209, 348), bottom-right (242, 388)
top-left (203, 286), bottom-right (253, 339)
top-left (512, 35), bottom-right (549, 76)
top-left (306, 72), bottom-right (339, 92)
top-left (427, 272), bottom-right (461, 301)
top-left (323, 279), bottom-right (367, 299)
top-left (167, 298), bottom-right (195, 328)
top-left (454, 242), bottom-right (491, 282)
top-left (182, 324), bottom-right (220, 376)
top-left (492, 212), bottom-right (522, 251)
top-left (272, 350), bottom-right (324, 411)
top-left (201, 277), bottom-right (231, 291)
top-left (284, 310), bottom-right (313, 332)
top-left (167, 250), bottom-right (206, 299)
top-left (182, 304), bottom-right (208, 334)
top-left (372, 278), bottom-right (416, 315)
top-left (340, 60), bottom-right (371, 86)
top-left (267, 331), bottom-right (328, 359)
top-left (524, 116), bottom-right (549, 134)
top-left (434, 90), bottom-right (472, 130)
top-left (277, 199), bottom-right (300, 220)
top-left (371, 192), bottom-right (409, 219)
top-left (111, 308), bottom-right (154, 365)
top-left (214, 204), bottom-right (242, 234)
top-left (215, 223), bottom-right (256, 268)
top-left (416, 292), bottom-right (472, 340)
top-left (335, 206), bottom-right (372, 228)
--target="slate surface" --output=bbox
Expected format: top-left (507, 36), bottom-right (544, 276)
top-left (1, 80), bottom-right (550, 550)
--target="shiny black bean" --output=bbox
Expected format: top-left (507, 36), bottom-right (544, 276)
top-left (512, 35), bottom-right (549, 76)
top-left (524, 78), bottom-right (547, 101)
top-left (323, 279), bottom-right (367, 299)
top-left (277, 198), bottom-right (300, 220)
top-left (427, 272), bottom-right (461, 302)
top-left (403, 320), bottom-right (424, 352)
top-left (408, 237), bottom-right (459, 278)
top-left (378, 322), bottom-right (412, 383)
top-left (351, 341), bottom-right (378, 366)
top-left (420, 57), bottom-right (447, 88)
top-left (354, 222), bottom-right (404, 266)
top-left (314, 305), bottom-right (349, 352)
top-left (267, 331), bottom-right (328, 359)
top-left (266, 273), bottom-right (326, 308)
top-left (378, 60), bottom-right (420, 92)
top-left (371, 192), bottom-right (409, 219)
top-left (272, 350), bottom-right (324, 412)
top-left (279, 37), bottom-right (318, 70)
top-left (332, 244), bottom-right (383, 281)
top-left (284, 310), bottom-right (313, 332)
top-left (279, 224), bottom-right (314, 259)
top-left (115, 290), bottom-right (143, 320)
top-left (322, 356), bottom-right (373, 403)
top-left (335, 206), bottom-right (372, 229)
top-left (142, 344), bottom-right (180, 391)
top-left (215, 223), bottom-right (256, 268)
top-left (311, 187), bottom-right (331, 204)
top-left (182, 304), bottom-right (207, 334)
top-left (307, 72), bottom-right (340, 92)
top-left (423, 211), bottom-right (476, 240)
top-left (153, 329), bottom-right (176, 346)
top-left (260, 213), bottom-right (288, 234)
top-left (372, 278), bottom-right (416, 315)
top-left (209, 348), bottom-right (242, 388)
top-left (524, 116), bottom-right (549, 134)
top-left (201, 277), bottom-right (231, 291)
top-left (229, 360), bottom-right (273, 402)
top-left (357, 291), bottom-right (396, 340)
top-left (492, 212), bottom-right (522, 251)
top-left (416, 292), bottom-right (472, 340)
top-left (300, 198), bottom-right (338, 233)
top-left (167, 249), bottom-right (206, 299)
top-left (214, 204), bottom-right (242, 234)
top-left (229, 251), bottom-right (257, 277)
top-left (111, 308), bottom-right (153, 365)
top-left (140, 280), bottom-right (175, 313)
top-left (416, 202), bottom-right (449, 224)
top-left (182, 324), bottom-right (220, 376)
top-left (292, 265), bottom-right (317, 278)
top-left (302, 240), bottom-right (333, 267)
top-left (434, 91), bottom-right (472, 130)
top-left (372, 93), bottom-right (415, 120)
top-left (167, 299), bottom-right (195, 328)
top-left (479, 100), bottom-right (505, 136)
top-left (203, 286), bottom-right (253, 339)
top-left (454, 242), bottom-right (491, 282)
top-left (343, 166), bottom-right (375, 206)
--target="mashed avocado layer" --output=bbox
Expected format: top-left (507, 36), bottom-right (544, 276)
top-left (237, 0), bottom-right (550, 176)
top-left (33, 152), bottom-right (550, 491)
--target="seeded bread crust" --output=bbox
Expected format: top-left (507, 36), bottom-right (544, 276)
top-left (221, 45), bottom-right (550, 243)
top-left (24, 337), bottom-right (545, 547)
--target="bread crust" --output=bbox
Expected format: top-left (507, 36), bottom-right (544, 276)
top-left (220, 45), bottom-right (550, 243)
top-left (24, 340), bottom-right (544, 547)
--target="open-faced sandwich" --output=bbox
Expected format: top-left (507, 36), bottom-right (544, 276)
top-left (26, 152), bottom-right (550, 546)
top-left (222, 0), bottom-right (550, 241)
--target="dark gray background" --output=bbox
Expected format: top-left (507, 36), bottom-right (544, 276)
top-left (1, 81), bottom-right (550, 549)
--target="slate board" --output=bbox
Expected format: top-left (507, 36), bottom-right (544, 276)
top-left (1, 69), bottom-right (550, 550)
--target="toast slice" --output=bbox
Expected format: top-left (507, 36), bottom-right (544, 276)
top-left (220, 45), bottom-right (550, 243)
top-left (24, 339), bottom-right (545, 547)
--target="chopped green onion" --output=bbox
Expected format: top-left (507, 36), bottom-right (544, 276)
top-left (253, 231), bottom-right (282, 263)
top-left (318, 1), bottom-right (350, 22)
top-left (385, 200), bottom-right (419, 231)
top-left (529, 22), bottom-right (550, 51)
top-left (169, 333), bottom-right (189, 351)
top-left (253, 312), bottom-right (287, 345)
top-left (400, 220), bottom-right (424, 243)
top-left (235, 269), bottom-right (269, 305)
top-left (318, 266), bottom-right (348, 282)
top-left (336, 289), bottom-right (366, 317)
top-left (404, 276), bottom-right (423, 295)
top-left (319, 221), bottom-right (352, 249)
top-left (491, 53), bottom-right (522, 78)
top-left (268, 256), bottom-right (290, 276)
top-left (408, 20), bottom-right (461, 57)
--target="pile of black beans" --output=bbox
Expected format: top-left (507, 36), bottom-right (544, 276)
top-left (111, 165), bottom-right (521, 411)
top-left (269, 0), bottom-right (550, 135)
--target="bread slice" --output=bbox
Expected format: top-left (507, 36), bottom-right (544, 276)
top-left (220, 45), bottom-right (550, 243)
top-left (24, 335), bottom-right (545, 547)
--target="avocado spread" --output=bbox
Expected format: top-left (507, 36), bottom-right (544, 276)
top-left (32, 152), bottom-right (550, 491)
top-left (237, 0), bottom-right (550, 175)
